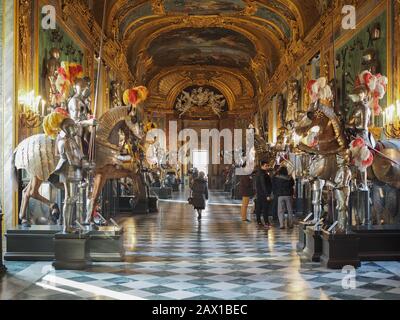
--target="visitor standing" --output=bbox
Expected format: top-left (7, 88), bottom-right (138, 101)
top-left (255, 160), bottom-right (273, 229)
top-left (272, 166), bottom-right (295, 229)
top-left (191, 171), bottom-right (209, 220)
top-left (240, 168), bottom-right (255, 222)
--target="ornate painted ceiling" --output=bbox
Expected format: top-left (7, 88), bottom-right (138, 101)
top-left (89, 0), bottom-right (330, 116)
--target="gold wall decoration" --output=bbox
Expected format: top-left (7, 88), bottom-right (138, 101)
top-left (395, 0), bottom-right (400, 101)
top-left (58, 0), bottom-right (134, 84)
top-left (144, 66), bottom-right (255, 116)
top-left (17, 0), bottom-right (33, 92)
top-left (151, 0), bottom-right (165, 15)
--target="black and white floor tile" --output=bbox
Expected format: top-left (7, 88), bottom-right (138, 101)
top-left (1, 191), bottom-right (400, 300)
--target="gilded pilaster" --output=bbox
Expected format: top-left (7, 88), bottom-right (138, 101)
top-left (394, 0), bottom-right (400, 101)
top-left (17, 0), bottom-right (32, 92)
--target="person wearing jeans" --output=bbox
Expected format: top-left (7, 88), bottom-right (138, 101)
top-left (240, 171), bottom-right (254, 222)
top-left (272, 166), bottom-right (295, 229)
top-left (255, 160), bottom-right (273, 229)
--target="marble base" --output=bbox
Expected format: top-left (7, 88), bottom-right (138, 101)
top-left (297, 221), bottom-right (313, 252)
top-left (301, 226), bottom-right (322, 262)
top-left (158, 187), bottom-right (173, 199)
top-left (5, 225), bottom-right (62, 261)
top-left (320, 230), bottom-right (361, 269)
top-left (0, 214), bottom-right (6, 273)
top-left (53, 232), bottom-right (90, 270)
top-left (89, 227), bottom-right (125, 262)
top-left (354, 225), bottom-right (400, 261)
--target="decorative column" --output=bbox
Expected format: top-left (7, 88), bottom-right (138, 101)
top-left (395, 0), bottom-right (400, 102)
top-left (0, 0), bottom-right (17, 229)
top-left (0, 212), bottom-right (6, 274)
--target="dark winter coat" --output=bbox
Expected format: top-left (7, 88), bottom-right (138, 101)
top-left (191, 178), bottom-right (209, 210)
top-left (240, 174), bottom-right (255, 198)
top-left (255, 168), bottom-right (272, 198)
top-left (272, 174), bottom-right (295, 197)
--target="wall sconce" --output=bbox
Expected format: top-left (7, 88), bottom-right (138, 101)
top-left (383, 100), bottom-right (400, 138)
top-left (19, 91), bottom-right (44, 129)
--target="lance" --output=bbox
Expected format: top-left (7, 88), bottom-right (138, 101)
top-left (88, 0), bottom-right (107, 165)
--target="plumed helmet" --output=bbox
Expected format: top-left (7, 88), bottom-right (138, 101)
top-left (43, 108), bottom-right (70, 139)
top-left (123, 86), bottom-right (149, 106)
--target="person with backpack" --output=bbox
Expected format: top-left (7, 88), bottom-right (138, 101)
top-left (272, 166), bottom-right (295, 229)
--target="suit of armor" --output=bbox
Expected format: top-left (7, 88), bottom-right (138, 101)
top-left (68, 79), bottom-right (92, 157)
top-left (311, 178), bottom-right (325, 223)
top-left (54, 120), bottom-right (85, 233)
top-left (348, 88), bottom-right (374, 190)
top-left (326, 155), bottom-right (352, 231)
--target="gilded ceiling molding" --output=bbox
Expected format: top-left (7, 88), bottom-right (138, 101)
top-left (151, 0), bottom-right (165, 15)
top-left (108, 0), bottom-right (304, 39)
top-left (145, 67), bottom-right (256, 114)
top-left (262, 0), bottom-right (380, 101)
top-left (394, 0), bottom-right (400, 100)
top-left (122, 15), bottom-right (284, 59)
top-left (241, 0), bottom-right (258, 16)
top-left (259, 0), bottom-right (305, 35)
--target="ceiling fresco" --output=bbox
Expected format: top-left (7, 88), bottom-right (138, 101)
top-left (86, 0), bottom-right (327, 114)
top-left (164, 0), bottom-right (246, 15)
top-left (147, 28), bottom-right (257, 68)
top-left (118, 2), bottom-right (153, 36)
top-left (254, 7), bottom-right (291, 38)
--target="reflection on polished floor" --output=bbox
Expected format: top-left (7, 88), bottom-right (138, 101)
top-left (1, 191), bottom-right (400, 300)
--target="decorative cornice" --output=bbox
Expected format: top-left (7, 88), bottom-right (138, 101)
top-left (262, 0), bottom-right (371, 100)
top-left (59, 0), bottom-right (134, 84)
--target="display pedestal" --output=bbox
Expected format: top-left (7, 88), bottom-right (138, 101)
top-left (297, 221), bottom-right (313, 252)
top-left (53, 232), bottom-right (90, 270)
top-left (349, 190), bottom-right (371, 226)
top-left (5, 225), bottom-right (62, 261)
top-left (353, 225), bottom-right (400, 261)
top-left (0, 214), bottom-right (6, 274)
top-left (158, 187), bottom-right (172, 199)
top-left (320, 229), bottom-right (360, 269)
top-left (89, 227), bottom-right (125, 262)
top-left (148, 197), bottom-right (158, 213)
top-left (301, 226), bottom-right (322, 262)
top-left (132, 197), bottom-right (157, 214)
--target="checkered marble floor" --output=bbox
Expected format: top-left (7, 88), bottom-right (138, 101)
top-left (2, 191), bottom-right (400, 300)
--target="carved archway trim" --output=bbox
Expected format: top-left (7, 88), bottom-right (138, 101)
top-left (166, 80), bottom-right (236, 113)
top-left (107, 0), bottom-right (306, 39)
top-left (122, 16), bottom-right (285, 55)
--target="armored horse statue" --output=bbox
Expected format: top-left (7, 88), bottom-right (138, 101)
top-left (13, 105), bottom-right (145, 227)
top-left (295, 94), bottom-right (400, 229)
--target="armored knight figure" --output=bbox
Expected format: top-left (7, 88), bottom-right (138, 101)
top-left (311, 177), bottom-right (325, 224)
top-left (53, 118), bottom-right (86, 233)
top-left (110, 80), bottom-right (122, 108)
top-left (326, 153), bottom-right (352, 232)
top-left (68, 78), bottom-right (93, 157)
top-left (347, 84), bottom-right (375, 190)
top-left (44, 48), bottom-right (61, 108)
top-left (348, 85), bottom-right (374, 145)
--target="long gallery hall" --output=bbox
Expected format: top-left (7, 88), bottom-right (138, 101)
top-left (1, 0), bottom-right (400, 303)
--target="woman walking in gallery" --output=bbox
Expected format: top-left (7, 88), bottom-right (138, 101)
top-left (191, 171), bottom-right (209, 220)
top-left (240, 165), bottom-right (255, 222)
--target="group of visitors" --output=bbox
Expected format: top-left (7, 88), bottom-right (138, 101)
top-left (188, 162), bottom-right (295, 229)
top-left (240, 160), bottom-right (295, 230)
